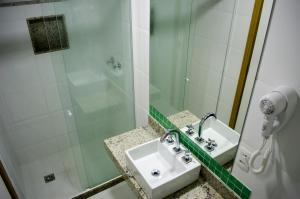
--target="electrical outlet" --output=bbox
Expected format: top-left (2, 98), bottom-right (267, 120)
top-left (236, 146), bottom-right (251, 172)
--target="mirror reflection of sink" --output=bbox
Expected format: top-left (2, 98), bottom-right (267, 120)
top-left (125, 138), bottom-right (201, 199)
top-left (181, 119), bottom-right (240, 165)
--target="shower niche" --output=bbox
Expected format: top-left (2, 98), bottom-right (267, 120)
top-left (27, 15), bottom-right (69, 54)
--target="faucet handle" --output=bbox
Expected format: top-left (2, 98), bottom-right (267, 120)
top-left (182, 150), bottom-right (192, 163)
top-left (186, 124), bottom-right (194, 129)
top-left (184, 150), bottom-right (191, 157)
top-left (173, 146), bottom-right (182, 154)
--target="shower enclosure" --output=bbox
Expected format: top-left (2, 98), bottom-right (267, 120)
top-left (0, 0), bottom-right (135, 198)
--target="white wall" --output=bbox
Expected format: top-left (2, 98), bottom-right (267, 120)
top-left (232, 1), bottom-right (300, 198)
top-left (131, 0), bottom-right (150, 127)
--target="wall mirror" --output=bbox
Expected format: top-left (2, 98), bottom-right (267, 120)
top-left (149, 0), bottom-right (274, 178)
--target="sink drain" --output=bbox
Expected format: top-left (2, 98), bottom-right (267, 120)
top-left (151, 169), bottom-right (160, 177)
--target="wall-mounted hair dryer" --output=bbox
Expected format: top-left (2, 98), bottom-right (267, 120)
top-left (249, 86), bottom-right (298, 174)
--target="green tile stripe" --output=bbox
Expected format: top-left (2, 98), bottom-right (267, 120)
top-left (149, 105), bottom-right (251, 199)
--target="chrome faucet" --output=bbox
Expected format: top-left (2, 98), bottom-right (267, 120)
top-left (198, 112), bottom-right (217, 137)
top-left (160, 129), bottom-right (182, 153)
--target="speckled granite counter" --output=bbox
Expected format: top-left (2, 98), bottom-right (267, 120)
top-left (104, 111), bottom-right (224, 199)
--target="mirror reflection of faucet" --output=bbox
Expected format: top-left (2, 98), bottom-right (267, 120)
top-left (185, 124), bottom-right (194, 135)
top-left (204, 138), bottom-right (218, 152)
top-left (195, 112), bottom-right (217, 148)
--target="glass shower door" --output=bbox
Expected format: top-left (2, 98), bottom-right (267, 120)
top-left (43, 0), bottom-right (135, 188)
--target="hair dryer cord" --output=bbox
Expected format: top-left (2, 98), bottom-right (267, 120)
top-left (249, 135), bottom-right (273, 174)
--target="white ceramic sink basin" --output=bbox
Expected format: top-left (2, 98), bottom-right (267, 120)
top-left (125, 138), bottom-right (200, 199)
top-left (181, 118), bottom-right (240, 165)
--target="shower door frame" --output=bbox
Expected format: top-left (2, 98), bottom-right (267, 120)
top-left (0, 161), bottom-right (19, 199)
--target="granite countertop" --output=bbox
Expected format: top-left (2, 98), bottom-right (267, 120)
top-left (104, 111), bottom-right (224, 199)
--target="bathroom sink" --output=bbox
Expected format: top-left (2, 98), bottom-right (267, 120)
top-left (181, 119), bottom-right (240, 165)
top-left (125, 138), bottom-right (201, 199)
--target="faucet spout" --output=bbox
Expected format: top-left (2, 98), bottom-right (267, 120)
top-left (160, 129), bottom-right (181, 152)
top-left (198, 112), bottom-right (217, 137)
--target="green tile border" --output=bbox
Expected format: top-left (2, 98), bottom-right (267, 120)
top-left (149, 105), bottom-right (251, 199)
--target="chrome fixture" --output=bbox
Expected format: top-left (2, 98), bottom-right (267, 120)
top-left (160, 129), bottom-right (182, 154)
top-left (113, 62), bottom-right (122, 70)
top-left (198, 112), bottom-right (217, 138)
top-left (106, 56), bottom-right (122, 70)
top-left (195, 136), bottom-right (205, 144)
top-left (185, 124), bottom-right (194, 135)
top-left (106, 56), bottom-right (115, 65)
top-left (151, 169), bottom-right (161, 177)
top-left (182, 150), bottom-right (192, 164)
top-left (204, 138), bottom-right (218, 152)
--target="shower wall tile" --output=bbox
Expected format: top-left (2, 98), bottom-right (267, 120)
top-left (35, 54), bottom-right (56, 84)
top-left (121, 0), bottom-right (131, 23)
top-left (0, 6), bottom-right (25, 21)
top-left (223, 47), bottom-right (244, 80)
top-left (3, 88), bottom-right (48, 123)
top-left (236, 0), bottom-right (254, 16)
top-left (196, 11), bottom-right (233, 44)
top-left (44, 83), bottom-right (63, 112)
top-left (7, 111), bottom-right (68, 152)
top-left (214, 0), bottom-right (236, 13)
top-left (0, 56), bottom-right (40, 93)
top-left (0, 3), bottom-right (69, 169)
top-left (229, 16), bottom-right (252, 51)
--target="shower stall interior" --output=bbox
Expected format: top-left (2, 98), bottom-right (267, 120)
top-left (0, 0), bottom-right (135, 198)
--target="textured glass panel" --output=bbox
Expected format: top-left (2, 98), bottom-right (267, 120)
top-left (46, 0), bottom-right (135, 188)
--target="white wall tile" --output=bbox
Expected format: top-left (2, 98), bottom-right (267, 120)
top-left (218, 75), bottom-right (237, 106)
top-left (236, 0), bottom-right (255, 16)
top-left (43, 83), bottom-right (62, 112)
top-left (135, 106), bottom-right (148, 128)
top-left (188, 64), bottom-right (223, 100)
top-left (230, 15), bottom-right (251, 50)
top-left (216, 101), bottom-right (232, 124)
top-left (132, 0), bottom-right (150, 127)
top-left (224, 47), bottom-right (244, 80)
top-left (196, 9), bottom-right (233, 44)
top-left (131, 0), bottom-right (150, 30)
top-left (3, 88), bottom-right (48, 123)
top-left (0, 6), bottom-right (25, 21)
top-left (35, 54), bottom-right (56, 85)
top-left (132, 27), bottom-right (149, 76)
top-left (134, 68), bottom-right (149, 115)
